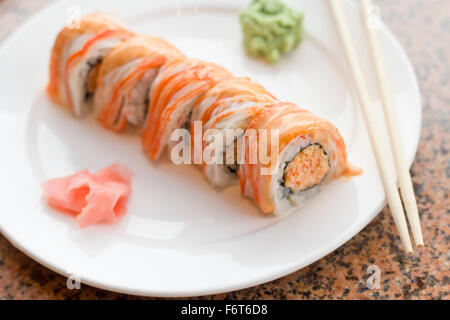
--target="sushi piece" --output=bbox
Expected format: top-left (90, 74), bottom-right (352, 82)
top-left (94, 35), bottom-right (184, 131)
top-left (47, 13), bottom-right (134, 116)
top-left (239, 102), bottom-right (362, 214)
top-left (193, 77), bottom-right (278, 187)
top-left (142, 58), bottom-right (232, 161)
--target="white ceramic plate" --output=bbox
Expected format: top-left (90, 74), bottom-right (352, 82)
top-left (0, 0), bottom-right (421, 297)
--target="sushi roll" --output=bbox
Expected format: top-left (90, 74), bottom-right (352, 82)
top-left (239, 102), bottom-right (362, 214)
top-left (94, 35), bottom-right (184, 131)
top-left (142, 58), bottom-right (232, 161)
top-left (47, 13), bottom-right (134, 116)
top-left (46, 13), bottom-right (361, 216)
top-left (193, 77), bottom-right (278, 187)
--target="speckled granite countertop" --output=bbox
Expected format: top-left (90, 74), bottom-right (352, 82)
top-left (0, 0), bottom-right (448, 300)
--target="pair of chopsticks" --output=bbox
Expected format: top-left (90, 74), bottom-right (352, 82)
top-left (329, 0), bottom-right (424, 252)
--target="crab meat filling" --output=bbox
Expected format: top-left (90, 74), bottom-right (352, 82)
top-left (283, 144), bottom-right (330, 193)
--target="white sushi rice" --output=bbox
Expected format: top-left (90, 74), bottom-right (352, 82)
top-left (65, 36), bottom-right (123, 116)
top-left (122, 68), bottom-right (158, 128)
top-left (58, 34), bottom-right (92, 106)
top-left (94, 58), bottom-right (159, 128)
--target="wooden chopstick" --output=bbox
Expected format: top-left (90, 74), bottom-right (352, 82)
top-left (328, 0), bottom-right (413, 252)
top-left (361, 0), bottom-right (424, 246)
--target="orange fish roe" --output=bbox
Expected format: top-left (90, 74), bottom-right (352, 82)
top-left (283, 144), bottom-right (330, 192)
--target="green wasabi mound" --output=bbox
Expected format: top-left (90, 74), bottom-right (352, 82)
top-left (240, 0), bottom-right (304, 63)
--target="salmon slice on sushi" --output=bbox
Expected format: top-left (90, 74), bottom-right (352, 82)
top-left (47, 13), bottom-right (134, 116)
top-left (191, 77), bottom-right (277, 125)
top-left (142, 58), bottom-right (232, 161)
top-left (239, 102), bottom-right (362, 215)
top-left (192, 77), bottom-right (278, 187)
top-left (94, 35), bottom-right (184, 131)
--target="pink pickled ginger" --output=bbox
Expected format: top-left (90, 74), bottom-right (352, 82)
top-left (41, 163), bottom-right (133, 228)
